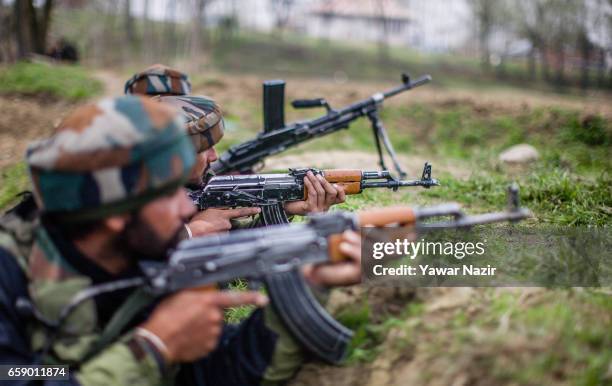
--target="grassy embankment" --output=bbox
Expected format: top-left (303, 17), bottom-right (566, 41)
top-left (0, 62), bottom-right (102, 208)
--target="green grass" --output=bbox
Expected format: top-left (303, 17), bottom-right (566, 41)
top-left (0, 62), bottom-right (102, 101)
top-left (224, 279), bottom-right (258, 324)
top-left (420, 169), bottom-right (611, 227)
top-left (328, 165), bottom-right (610, 228)
top-left (0, 163), bottom-right (30, 210)
top-left (336, 298), bottom-right (424, 363)
top-left (394, 103), bottom-right (611, 173)
top-left (487, 290), bottom-right (612, 385)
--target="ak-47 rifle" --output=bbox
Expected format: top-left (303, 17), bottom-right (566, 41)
top-left (211, 73), bottom-right (432, 177)
top-left (191, 163), bottom-right (439, 225)
top-left (23, 185), bottom-right (530, 365)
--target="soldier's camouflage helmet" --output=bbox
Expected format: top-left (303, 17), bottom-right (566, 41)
top-left (155, 95), bottom-right (225, 153)
top-left (26, 96), bottom-right (195, 222)
top-left (124, 64), bottom-right (191, 96)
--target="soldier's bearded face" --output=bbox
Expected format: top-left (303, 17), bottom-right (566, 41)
top-left (187, 147), bottom-right (219, 185)
top-left (121, 188), bottom-right (196, 260)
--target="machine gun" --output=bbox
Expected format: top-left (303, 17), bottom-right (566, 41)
top-left (191, 163), bottom-right (439, 225)
top-left (211, 73), bottom-right (432, 177)
top-left (23, 185), bottom-right (530, 365)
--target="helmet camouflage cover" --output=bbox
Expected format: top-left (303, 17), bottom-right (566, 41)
top-left (124, 64), bottom-right (192, 96)
top-left (26, 96), bottom-right (195, 222)
top-left (156, 95), bottom-right (225, 153)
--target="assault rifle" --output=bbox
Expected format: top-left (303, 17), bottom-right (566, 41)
top-left (21, 186), bottom-right (530, 365)
top-left (191, 163), bottom-right (439, 225)
top-left (211, 73), bottom-right (432, 177)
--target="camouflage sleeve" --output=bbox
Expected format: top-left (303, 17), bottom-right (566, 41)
top-left (76, 335), bottom-right (174, 386)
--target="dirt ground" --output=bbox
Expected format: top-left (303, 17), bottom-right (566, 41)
top-left (0, 96), bottom-right (75, 168)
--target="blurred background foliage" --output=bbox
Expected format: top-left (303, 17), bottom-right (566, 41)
top-left (1, 0), bottom-right (611, 92)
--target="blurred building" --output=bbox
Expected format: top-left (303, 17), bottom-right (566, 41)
top-left (305, 0), bottom-right (413, 46)
top-left (401, 0), bottom-right (471, 52)
top-left (205, 0), bottom-right (473, 53)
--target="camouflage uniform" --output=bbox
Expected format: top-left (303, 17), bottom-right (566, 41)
top-left (0, 96), bottom-right (305, 385)
top-left (124, 64), bottom-right (191, 96)
top-left (155, 95), bottom-right (225, 155)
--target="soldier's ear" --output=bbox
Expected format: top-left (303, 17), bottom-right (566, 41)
top-left (102, 214), bottom-right (131, 234)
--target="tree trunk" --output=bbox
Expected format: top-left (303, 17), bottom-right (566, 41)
top-left (540, 46), bottom-right (550, 81)
top-left (555, 41), bottom-right (565, 86)
top-left (496, 55), bottom-right (506, 79)
top-left (12, 0), bottom-right (53, 58)
top-left (31, 0), bottom-right (53, 54)
top-left (124, 0), bottom-right (135, 46)
top-left (189, 0), bottom-right (207, 71)
top-left (534, 3), bottom-right (547, 81)
top-left (527, 47), bottom-right (536, 81)
top-left (375, 0), bottom-right (390, 63)
top-left (143, 0), bottom-right (152, 62)
top-left (0, 4), bottom-right (15, 62)
top-left (164, 0), bottom-right (177, 60)
top-left (14, 0), bottom-right (33, 59)
top-left (578, 30), bottom-right (591, 90)
top-left (597, 47), bottom-right (605, 88)
top-left (477, 0), bottom-right (492, 71)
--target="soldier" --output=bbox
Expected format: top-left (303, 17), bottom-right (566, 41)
top-left (125, 65), bottom-right (345, 237)
top-left (124, 64), bottom-right (192, 96)
top-left (0, 96), bottom-right (361, 385)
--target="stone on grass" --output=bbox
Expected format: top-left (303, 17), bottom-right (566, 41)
top-left (499, 144), bottom-right (539, 164)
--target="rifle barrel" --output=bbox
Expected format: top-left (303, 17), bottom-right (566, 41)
top-left (382, 75), bottom-right (432, 99)
top-left (361, 178), bottom-right (439, 189)
top-left (418, 208), bottom-right (532, 229)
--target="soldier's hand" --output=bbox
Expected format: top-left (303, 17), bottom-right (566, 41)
top-left (302, 230), bottom-right (361, 287)
top-left (140, 290), bottom-right (268, 364)
top-left (187, 207), bottom-right (261, 236)
top-left (284, 171), bottom-right (346, 215)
